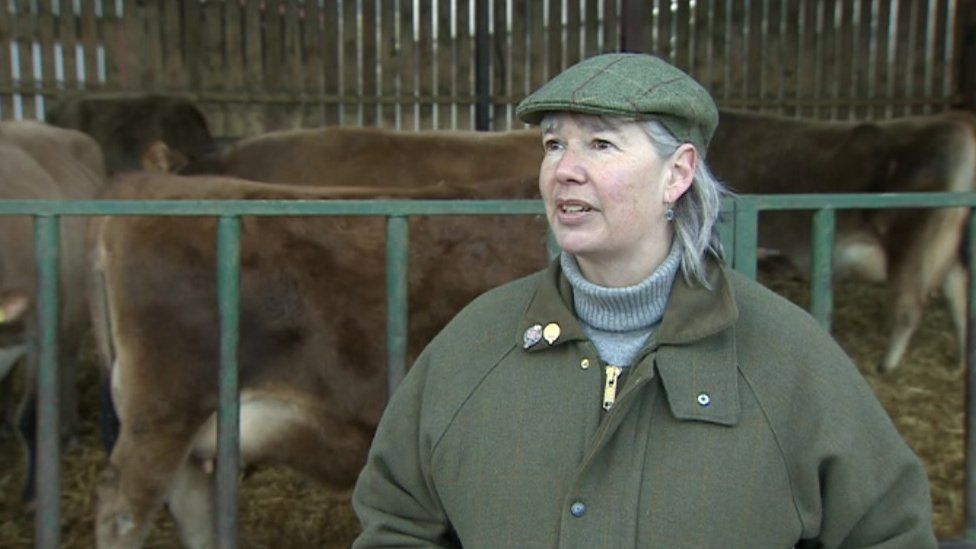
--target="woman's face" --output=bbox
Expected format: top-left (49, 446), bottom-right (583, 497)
top-left (539, 113), bottom-right (683, 285)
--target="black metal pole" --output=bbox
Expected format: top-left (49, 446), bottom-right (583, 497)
top-left (475, 0), bottom-right (491, 130)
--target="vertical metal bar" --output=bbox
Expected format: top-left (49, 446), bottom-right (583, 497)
top-left (34, 214), bottom-right (60, 549)
top-left (386, 216), bottom-right (409, 393)
top-left (216, 215), bottom-right (241, 549)
top-left (741, 0), bottom-right (751, 102)
top-left (831, 0), bottom-right (843, 119)
top-left (718, 201), bottom-right (735, 266)
top-left (814, 0), bottom-right (825, 118)
top-left (356, 0), bottom-right (364, 126)
top-left (963, 207), bottom-right (976, 540)
top-left (475, 0), bottom-right (491, 130)
top-left (376, 0), bottom-right (383, 126)
top-left (337, 0), bottom-right (346, 125)
top-left (904, 0), bottom-right (920, 116)
top-left (810, 207), bottom-right (835, 332)
top-left (849, 0), bottom-right (862, 120)
top-left (733, 198), bottom-right (758, 280)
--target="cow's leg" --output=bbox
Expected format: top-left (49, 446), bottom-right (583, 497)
top-left (942, 259), bottom-right (968, 371)
top-left (96, 425), bottom-right (197, 548)
top-left (879, 207), bottom-right (967, 373)
top-left (166, 459), bottom-right (216, 549)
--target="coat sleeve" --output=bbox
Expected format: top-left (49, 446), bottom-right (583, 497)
top-left (352, 352), bottom-right (458, 548)
top-left (784, 356), bottom-right (939, 548)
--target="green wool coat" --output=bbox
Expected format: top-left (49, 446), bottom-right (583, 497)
top-left (352, 258), bottom-right (937, 549)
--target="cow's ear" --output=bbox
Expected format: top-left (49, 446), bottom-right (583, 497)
top-left (0, 290), bottom-right (31, 324)
top-left (140, 141), bottom-right (187, 173)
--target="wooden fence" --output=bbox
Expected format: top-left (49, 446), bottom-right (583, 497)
top-left (1, 0), bottom-right (974, 138)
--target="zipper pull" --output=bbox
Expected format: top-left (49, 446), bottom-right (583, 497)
top-left (603, 365), bottom-right (623, 411)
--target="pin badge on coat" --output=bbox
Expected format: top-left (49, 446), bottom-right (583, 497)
top-left (523, 324), bottom-right (543, 348)
top-left (543, 323), bottom-right (561, 345)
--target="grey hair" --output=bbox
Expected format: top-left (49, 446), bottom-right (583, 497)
top-left (640, 119), bottom-right (731, 287)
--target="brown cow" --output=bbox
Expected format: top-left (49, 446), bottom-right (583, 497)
top-left (0, 120), bottom-right (107, 501)
top-left (709, 109), bottom-right (976, 373)
top-left (192, 125), bottom-right (542, 186)
top-left (46, 93), bottom-right (216, 175)
top-left (202, 118), bottom-right (976, 373)
top-left (91, 171), bottom-right (546, 547)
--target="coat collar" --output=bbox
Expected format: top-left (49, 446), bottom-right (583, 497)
top-left (516, 256), bottom-right (741, 426)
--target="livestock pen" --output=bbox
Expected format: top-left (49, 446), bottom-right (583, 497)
top-left (0, 192), bottom-right (970, 547)
top-left (3, 0), bottom-right (976, 548)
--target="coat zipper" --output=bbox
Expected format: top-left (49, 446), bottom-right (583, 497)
top-left (602, 365), bottom-right (623, 410)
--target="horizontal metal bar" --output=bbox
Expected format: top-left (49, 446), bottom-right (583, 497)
top-left (0, 193), bottom-right (970, 217)
top-left (741, 192), bottom-right (976, 210)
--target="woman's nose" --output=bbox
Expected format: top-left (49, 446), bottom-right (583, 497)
top-left (554, 147), bottom-right (586, 185)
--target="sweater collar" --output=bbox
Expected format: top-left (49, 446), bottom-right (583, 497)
top-left (517, 254), bottom-right (738, 350)
top-left (516, 255), bottom-right (741, 427)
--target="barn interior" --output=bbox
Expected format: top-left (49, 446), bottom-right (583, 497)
top-left (2, 1), bottom-right (976, 548)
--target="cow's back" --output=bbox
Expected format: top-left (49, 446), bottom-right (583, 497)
top-left (214, 126), bottom-right (542, 188)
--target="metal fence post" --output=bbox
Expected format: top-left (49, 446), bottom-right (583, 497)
top-left (810, 208), bottom-right (836, 332)
top-left (386, 215), bottom-right (409, 393)
top-left (216, 215), bottom-right (242, 549)
top-left (33, 214), bottom-right (60, 549)
top-left (733, 197), bottom-right (758, 279)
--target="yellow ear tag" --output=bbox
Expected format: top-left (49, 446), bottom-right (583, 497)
top-left (543, 323), bottom-right (560, 345)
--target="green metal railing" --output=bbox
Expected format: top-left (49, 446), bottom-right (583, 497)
top-left (4, 192), bottom-right (975, 548)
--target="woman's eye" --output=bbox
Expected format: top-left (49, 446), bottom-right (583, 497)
top-left (592, 139), bottom-right (614, 150)
top-left (542, 140), bottom-right (562, 152)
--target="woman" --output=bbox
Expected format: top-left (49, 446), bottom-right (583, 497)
top-left (352, 53), bottom-right (936, 548)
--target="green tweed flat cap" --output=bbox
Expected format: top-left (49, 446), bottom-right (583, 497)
top-left (516, 53), bottom-right (718, 154)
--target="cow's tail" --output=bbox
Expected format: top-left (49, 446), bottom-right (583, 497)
top-left (87, 216), bottom-right (120, 452)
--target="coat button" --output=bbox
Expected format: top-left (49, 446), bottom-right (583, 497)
top-left (570, 501), bottom-right (586, 517)
top-left (580, 358), bottom-right (590, 370)
top-left (697, 393), bottom-right (711, 407)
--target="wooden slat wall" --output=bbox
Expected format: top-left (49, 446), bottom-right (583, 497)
top-left (0, 0), bottom-right (966, 136)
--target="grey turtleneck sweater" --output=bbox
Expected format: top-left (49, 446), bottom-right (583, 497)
top-left (560, 243), bottom-right (682, 367)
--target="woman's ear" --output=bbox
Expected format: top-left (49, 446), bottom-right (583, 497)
top-left (664, 144), bottom-right (697, 204)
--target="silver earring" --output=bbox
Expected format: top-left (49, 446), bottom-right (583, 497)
top-left (665, 204), bottom-right (675, 221)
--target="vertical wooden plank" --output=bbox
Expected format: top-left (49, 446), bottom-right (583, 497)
top-left (546, 0), bottom-right (562, 77)
top-left (657, 0), bottom-right (673, 62)
top-left (79, 0), bottom-right (98, 88)
top-left (903, 0), bottom-right (921, 115)
top-left (321, 0), bottom-right (340, 126)
top-left (0, 0), bottom-right (13, 118)
top-left (303, 0), bottom-right (325, 128)
top-left (380, 0), bottom-right (398, 128)
top-left (224, 0), bottom-right (245, 137)
top-left (360, 0), bottom-right (377, 126)
top-left (942, 0), bottom-right (958, 111)
top-left (37, 0), bottom-right (56, 115)
top-left (527, 0), bottom-right (544, 98)
top-left (456, 0), bottom-right (474, 129)
top-left (583, 0), bottom-right (599, 57)
top-left (101, 0), bottom-right (123, 90)
top-left (243, 0), bottom-right (265, 134)
top-left (398, 0), bottom-right (416, 129)
top-left (13, 0), bottom-right (37, 119)
top-left (510, 0), bottom-right (527, 129)
top-left (605, 0), bottom-right (622, 52)
top-left (922, 0), bottom-right (938, 114)
top-left (119, 0), bottom-right (142, 91)
top-left (265, 0), bottom-right (284, 129)
top-left (564, 0), bottom-right (581, 67)
top-left (161, 0), bottom-right (184, 91)
top-left (435, 0), bottom-right (452, 128)
top-left (283, 1), bottom-right (303, 129)
top-left (866, 0), bottom-right (880, 118)
top-left (671, 0), bottom-right (689, 71)
top-left (199, 0), bottom-right (225, 136)
top-left (140, 1), bottom-right (162, 89)
top-left (491, 0), bottom-right (507, 129)
top-left (722, 0), bottom-right (734, 103)
top-left (830, 0), bottom-right (845, 119)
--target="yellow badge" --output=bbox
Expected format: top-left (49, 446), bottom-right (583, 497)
top-left (543, 322), bottom-right (560, 345)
